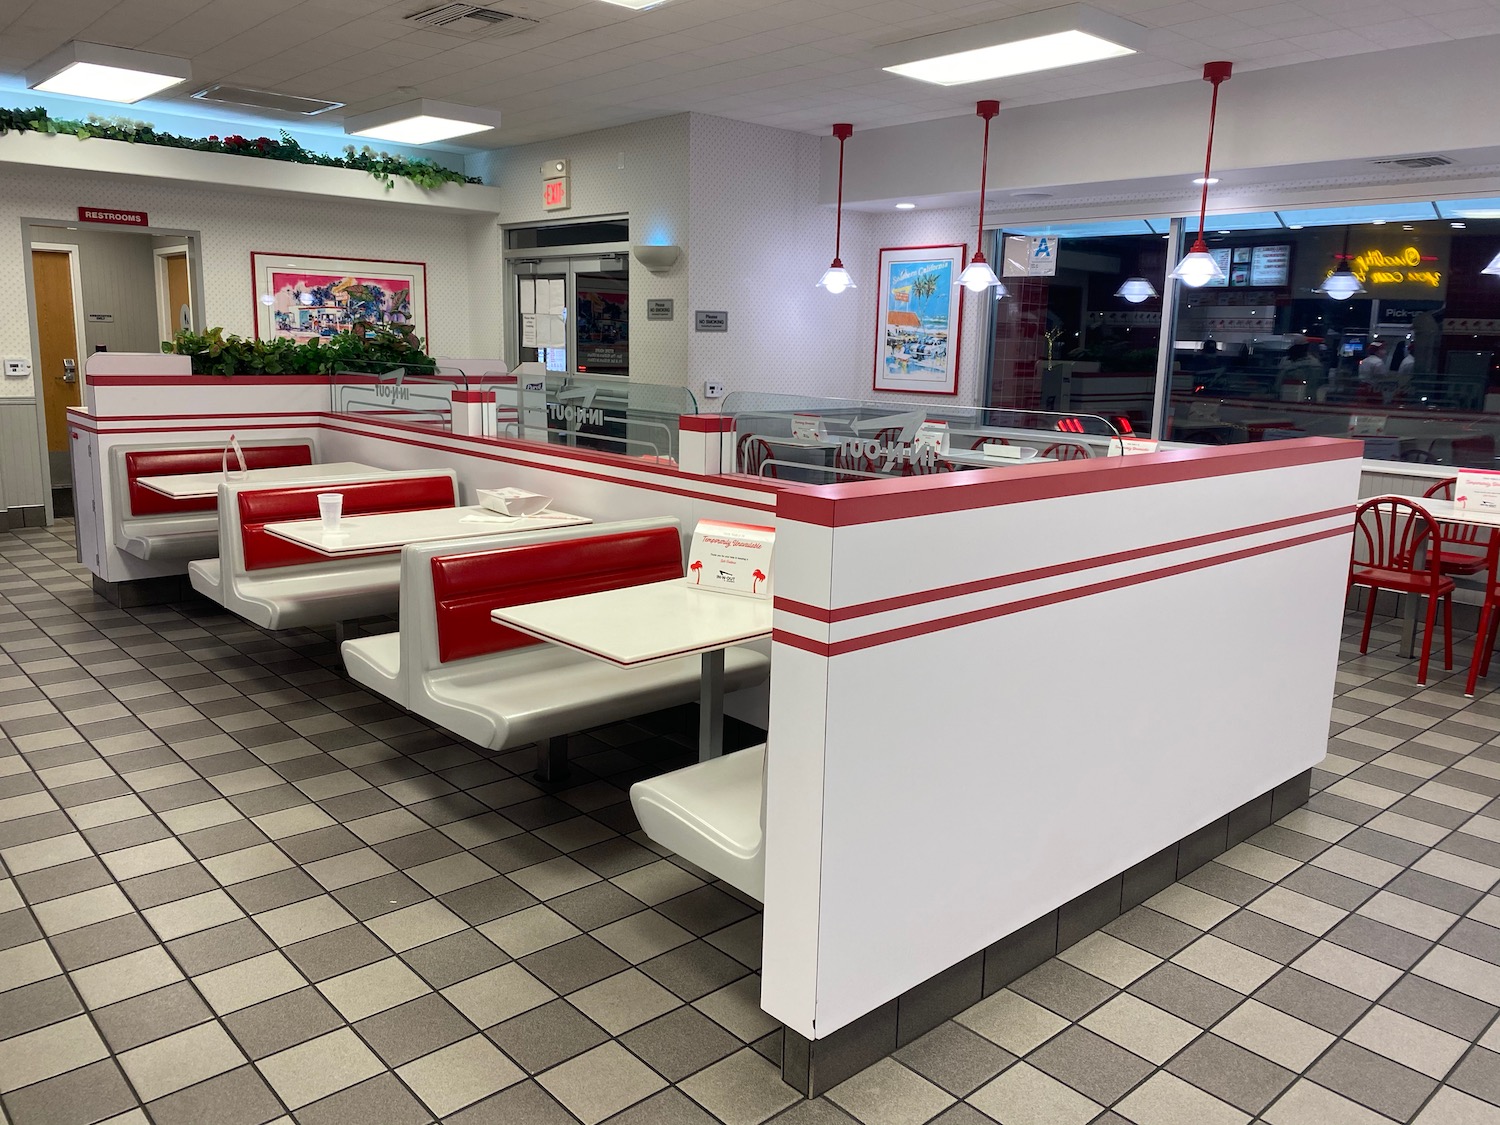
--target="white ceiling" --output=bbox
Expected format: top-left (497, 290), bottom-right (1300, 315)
top-left (3, 0), bottom-right (1500, 147)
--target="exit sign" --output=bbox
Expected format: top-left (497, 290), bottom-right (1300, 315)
top-left (542, 177), bottom-right (570, 211)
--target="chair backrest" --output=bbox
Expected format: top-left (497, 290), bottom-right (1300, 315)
top-left (1041, 441), bottom-right (1092, 461)
top-left (1424, 476), bottom-right (1492, 550)
top-left (399, 518), bottom-right (683, 679)
top-left (217, 471), bottom-right (458, 577)
top-left (738, 436), bottom-right (774, 478)
top-left (1351, 496), bottom-right (1445, 584)
top-left (114, 441), bottom-right (314, 518)
top-left (1424, 478), bottom-right (1455, 501)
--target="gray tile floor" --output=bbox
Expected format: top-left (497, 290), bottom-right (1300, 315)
top-left (1, 521), bottom-right (1498, 1125)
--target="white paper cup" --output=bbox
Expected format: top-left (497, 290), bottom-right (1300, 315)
top-left (318, 493), bottom-right (343, 531)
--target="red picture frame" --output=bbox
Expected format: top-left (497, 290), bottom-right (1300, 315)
top-left (872, 243), bottom-right (967, 397)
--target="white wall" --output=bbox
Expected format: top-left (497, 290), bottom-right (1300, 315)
top-left (0, 163), bottom-right (495, 508)
top-left (687, 114), bottom-right (988, 408)
top-left (466, 115), bottom-right (691, 383)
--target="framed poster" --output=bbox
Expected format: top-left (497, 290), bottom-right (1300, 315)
top-left (873, 244), bottom-right (966, 396)
top-left (251, 252), bottom-right (428, 345)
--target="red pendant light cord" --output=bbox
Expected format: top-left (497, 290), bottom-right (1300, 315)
top-left (831, 123), bottom-right (852, 268)
top-left (972, 100), bottom-right (999, 265)
top-left (1188, 62), bottom-right (1232, 255)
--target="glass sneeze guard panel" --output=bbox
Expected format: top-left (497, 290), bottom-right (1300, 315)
top-left (722, 391), bottom-right (1122, 483)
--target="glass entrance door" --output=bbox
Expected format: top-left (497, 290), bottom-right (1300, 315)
top-left (512, 255), bottom-right (629, 377)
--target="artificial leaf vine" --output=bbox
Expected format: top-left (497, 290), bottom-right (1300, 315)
top-left (0, 107), bottom-right (481, 191)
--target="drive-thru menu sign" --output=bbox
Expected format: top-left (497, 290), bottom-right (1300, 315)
top-left (687, 521), bottom-right (774, 597)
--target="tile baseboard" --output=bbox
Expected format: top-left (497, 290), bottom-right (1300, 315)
top-left (780, 767), bottom-right (1313, 1098)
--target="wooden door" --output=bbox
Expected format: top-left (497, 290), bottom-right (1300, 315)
top-left (32, 250), bottom-right (81, 453)
top-left (165, 252), bottom-right (191, 338)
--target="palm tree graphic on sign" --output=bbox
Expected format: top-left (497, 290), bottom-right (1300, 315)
top-left (751, 569), bottom-right (766, 593)
top-left (690, 560), bottom-right (702, 584)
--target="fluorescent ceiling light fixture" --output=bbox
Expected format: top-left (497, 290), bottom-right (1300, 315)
top-left (27, 41), bottom-right (190, 104)
top-left (344, 99), bottom-right (501, 144)
top-left (882, 4), bottom-right (1144, 86)
top-left (895, 203), bottom-right (916, 209)
top-left (1193, 177), bottom-right (1219, 186)
top-left (595, 0), bottom-right (672, 7)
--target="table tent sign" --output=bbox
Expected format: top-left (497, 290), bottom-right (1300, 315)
top-left (688, 520), bottom-right (775, 597)
top-left (1108, 437), bottom-right (1160, 455)
top-left (791, 414), bottom-right (829, 441)
top-left (1453, 469), bottom-right (1500, 522)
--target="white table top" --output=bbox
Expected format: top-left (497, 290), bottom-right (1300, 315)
top-left (264, 505), bottom-right (591, 555)
top-left (492, 580), bottom-right (772, 668)
top-left (941, 448), bottom-right (1054, 468)
top-left (1417, 498), bottom-right (1500, 527)
top-left (138, 462), bottom-right (388, 500)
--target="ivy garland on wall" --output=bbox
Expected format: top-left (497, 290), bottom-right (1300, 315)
top-left (0, 107), bottom-right (482, 191)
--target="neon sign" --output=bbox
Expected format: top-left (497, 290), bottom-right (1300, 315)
top-left (1330, 246), bottom-right (1443, 289)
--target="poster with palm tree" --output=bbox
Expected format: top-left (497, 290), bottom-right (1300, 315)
top-left (873, 244), bottom-right (967, 396)
top-left (251, 252), bottom-right (428, 347)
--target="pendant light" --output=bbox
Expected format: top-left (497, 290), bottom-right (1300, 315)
top-left (1483, 251), bottom-right (1500, 277)
top-left (1318, 225), bottom-right (1366, 299)
top-left (956, 100), bottom-right (1007, 295)
top-left (1169, 61), bottom-right (1233, 288)
top-left (1115, 278), bottom-right (1158, 303)
top-left (817, 123), bottom-right (856, 294)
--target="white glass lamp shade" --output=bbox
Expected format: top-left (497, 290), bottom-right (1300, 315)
top-left (1115, 277), bottom-right (1158, 303)
top-left (818, 264), bottom-right (855, 294)
top-left (1483, 252), bottom-right (1500, 277)
top-left (1170, 251), bottom-right (1224, 288)
top-left (1318, 264), bottom-right (1366, 299)
top-left (956, 258), bottom-right (1004, 293)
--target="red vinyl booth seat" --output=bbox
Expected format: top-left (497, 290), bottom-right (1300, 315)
top-left (237, 476), bottom-right (456, 571)
top-left (430, 527), bottom-right (683, 664)
top-left (125, 445), bottom-right (313, 517)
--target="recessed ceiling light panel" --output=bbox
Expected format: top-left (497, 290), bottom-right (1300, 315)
top-left (27, 41), bottom-right (190, 104)
top-left (596, 0), bottom-right (673, 8)
top-left (344, 98), bottom-right (501, 145)
top-left (881, 4), bottom-right (1144, 86)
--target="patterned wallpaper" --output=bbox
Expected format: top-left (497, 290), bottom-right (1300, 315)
top-left (686, 114), bottom-right (986, 410)
top-left (465, 115), bottom-right (691, 384)
top-left (0, 164), bottom-right (488, 401)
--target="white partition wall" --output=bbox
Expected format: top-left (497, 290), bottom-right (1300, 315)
top-left (760, 440), bottom-right (1362, 1042)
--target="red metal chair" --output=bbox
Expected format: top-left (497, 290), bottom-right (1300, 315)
top-left (1421, 478), bottom-right (1492, 578)
top-left (1041, 442), bottom-right (1091, 461)
top-left (1349, 496), bottom-right (1454, 686)
top-left (738, 436), bottom-right (776, 478)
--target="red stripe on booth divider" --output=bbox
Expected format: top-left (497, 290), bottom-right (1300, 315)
top-left (776, 437), bottom-right (1361, 528)
top-left (773, 523), bottom-right (1351, 657)
top-left (451, 391), bottom-right (496, 402)
top-left (680, 415), bottom-right (735, 433)
top-left (319, 424), bottom-right (781, 513)
top-left (774, 505), bottom-right (1356, 623)
top-left (86, 375), bottom-right (334, 386)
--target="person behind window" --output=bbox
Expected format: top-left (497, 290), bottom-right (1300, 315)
top-left (1358, 340), bottom-right (1389, 384)
top-left (1279, 340), bottom-right (1323, 386)
top-left (1398, 348), bottom-right (1416, 375)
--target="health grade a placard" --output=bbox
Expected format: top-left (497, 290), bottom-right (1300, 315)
top-left (687, 521), bottom-right (775, 598)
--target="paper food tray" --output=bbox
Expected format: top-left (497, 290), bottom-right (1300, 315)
top-left (476, 488), bottom-right (552, 517)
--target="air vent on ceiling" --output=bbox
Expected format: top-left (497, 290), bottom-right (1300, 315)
top-left (191, 85), bottom-right (344, 116)
top-left (1371, 155), bottom-right (1454, 169)
top-left (404, 4), bottom-right (539, 38)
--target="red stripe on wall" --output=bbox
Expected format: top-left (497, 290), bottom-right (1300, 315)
top-left (774, 505), bottom-right (1355, 623)
top-left (773, 524), bottom-right (1351, 656)
top-left (776, 437), bottom-right (1362, 528)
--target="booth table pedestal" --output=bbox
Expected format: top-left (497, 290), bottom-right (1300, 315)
top-left (492, 581), bottom-right (772, 761)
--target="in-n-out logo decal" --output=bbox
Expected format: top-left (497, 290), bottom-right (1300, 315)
top-left (839, 437), bottom-right (937, 471)
top-left (547, 402), bottom-right (605, 427)
top-left (373, 384), bottom-right (411, 402)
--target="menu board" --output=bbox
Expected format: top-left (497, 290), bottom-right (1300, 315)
top-left (1250, 244), bottom-right (1292, 287)
top-left (1202, 248), bottom-right (1232, 288)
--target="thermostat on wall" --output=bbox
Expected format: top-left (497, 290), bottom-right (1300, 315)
top-left (4, 358), bottom-right (30, 379)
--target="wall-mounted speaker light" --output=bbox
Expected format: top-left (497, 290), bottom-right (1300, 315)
top-left (633, 245), bottom-right (681, 273)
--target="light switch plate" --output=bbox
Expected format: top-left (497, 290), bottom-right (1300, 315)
top-left (4, 357), bottom-right (30, 379)
top-left (704, 381), bottom-right (725, 399)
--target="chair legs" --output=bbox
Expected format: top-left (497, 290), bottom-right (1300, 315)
top-left (1352, 583), bottom-right (1451, 687)
top-left (1469, 600), bottom-right (1500, 697)
top-left (1359, 584), bottom-right (1379, 654)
